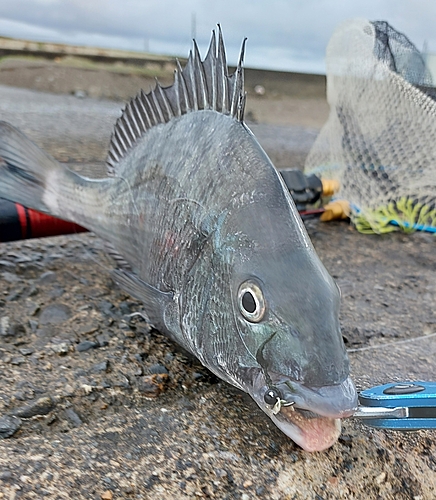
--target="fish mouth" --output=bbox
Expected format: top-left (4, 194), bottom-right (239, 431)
top-left (251, 374), bottom-right (358, 452)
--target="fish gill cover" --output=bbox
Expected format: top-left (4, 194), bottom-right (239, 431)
top-left (305, 19), bottom-right (436, 234)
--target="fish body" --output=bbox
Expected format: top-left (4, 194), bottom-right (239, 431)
top-left (0, 28), bottom-right (357, 451)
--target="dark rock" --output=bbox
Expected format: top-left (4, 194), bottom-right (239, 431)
top-left (149, 363), bottom-right (169, 375)
top-left (26, 301), bottom-right (40, 316)
top-left (28, 319), bottom-right (38, 332)
top-left (0, 318), bottom-right (25, 337)
top-left (0, 415), bottom-right (22, 438)
top-left (12, 396), bottom-right (55, 418)
top-left (76, 340), bottom-right (99, 352)
top-left (39, 303), bottom-right (72, 325)
top-left (38, 271), bottom-right (57, 284)
top-left (0, 470), bottom-right (12, 480)
top-left (10, 356), bottom-right (26, 365)
top-left (91, 360), bottom-right (109, 373)
top-left (2, 271), bottom-right (21, 283)
top-left (96, 332), bottom-right (110, 347)
top-left (64, 408), bottom-right (83, 427)
top-left (19, 347), bottom-right (34, 356)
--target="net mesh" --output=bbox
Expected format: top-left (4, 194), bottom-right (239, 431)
top-left (304, 19), bottom-right (436, 233)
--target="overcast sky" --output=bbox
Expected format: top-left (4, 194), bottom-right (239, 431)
top-left (0, 0), bottom-right (434, 74)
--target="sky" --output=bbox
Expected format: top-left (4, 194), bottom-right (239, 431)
top-left (0, 0), bottom-right (434, 74)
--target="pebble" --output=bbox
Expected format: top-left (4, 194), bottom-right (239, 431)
top-left (76, 340), bottom-right (99, 352)
top-left (50, 342), bottom-right (71, 355)
top-left (37, 271), bottom-right (57, 284)
top-left (0, 317), bottom-right (25, 337)
top-left (12, 396), bottom-right (55, 418)
top-left (375, 472), bottom-right (386, 484)
top-left (0, 415), bottom-right (22, 438)
top-left (91, 360), bottom-right (109, 373)
top-left (64, 408), bottom-right (83, 427)
top-left (0, 470), bottom-right (12, 480)
top-left (18, 348), bottom-right (34, 356)
top-left (138, 374), bottom-right (169, 397)
top-left (101, 491), bottom-right (113, 500)
top-left (2, 271), bottom-right (21, 283)
top-left (39, 303), bottom-right (72, 325)
top-left (149, 363), bottom-right (169, 375)
top-left (10, 356), bottom-right (26, 365)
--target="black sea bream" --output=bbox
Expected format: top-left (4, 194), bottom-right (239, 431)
top-left (0, 28), bottom-right (357, 451)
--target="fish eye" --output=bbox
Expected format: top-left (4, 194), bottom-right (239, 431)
top-left (237, 280), bottom-right (266, 322)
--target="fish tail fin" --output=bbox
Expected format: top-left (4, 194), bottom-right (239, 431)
top-left (0, 121), bottom-right (63, 216)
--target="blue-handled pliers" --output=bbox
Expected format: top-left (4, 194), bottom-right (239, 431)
top-left (353, 381), bottom-right (436, 430)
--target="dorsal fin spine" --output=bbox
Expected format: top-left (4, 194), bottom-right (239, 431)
top-left (151, 89), bottom-right (165, 123)
top-left (204, 31), bottom-right (217, 110)
top-left (105, 26), bottom-right (247, 173)
top-left (156, 82), bottom-right (174, 119)
top-left (139, 90), bottom-right (153, 129)
top-left (122, 114), bottom-right (136, 143)
top-left (144, 93), bottom-right (158, 125)
top-left (127, 102), bottom-right (142, 136)
top-left (193, 41), bottom-right (208, 109)
top-left (176, 59), bottom-right (190, 113)
top-left (172, 70), bottom-right (183, 116)
top-left (130, 100), bottom-right (146, 133)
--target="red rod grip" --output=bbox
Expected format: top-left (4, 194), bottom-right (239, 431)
top-left (0, 198), bottom-right (87, 242)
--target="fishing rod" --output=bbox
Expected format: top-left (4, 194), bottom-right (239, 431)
top-left (0, 169), bottom-right (341, 243)
top-left (0, 197), bottom-right (86, 243)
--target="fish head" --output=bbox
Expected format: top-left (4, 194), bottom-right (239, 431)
top-left (220, 179), bottom-right (358, 452)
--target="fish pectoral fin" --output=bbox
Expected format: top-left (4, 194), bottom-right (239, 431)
top-left (112, 269), bottom-right (174, 320)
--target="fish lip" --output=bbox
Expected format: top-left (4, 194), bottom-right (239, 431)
top-left (276, 376), bottom-right (358, 419)
top-left (250, 373), bottom-right (357, 451)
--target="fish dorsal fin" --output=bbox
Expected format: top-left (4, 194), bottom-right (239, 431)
top-left (106, 26), bottom-right (247, 175)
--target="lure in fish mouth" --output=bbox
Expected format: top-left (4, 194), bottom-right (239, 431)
top-left (0, 26), bottom-right (357, 451)
top-left (251, 374), bottom-right (356, 452)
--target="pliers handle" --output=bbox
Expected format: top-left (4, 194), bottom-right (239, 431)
top-left (353, 381), bottom-right (436, 430)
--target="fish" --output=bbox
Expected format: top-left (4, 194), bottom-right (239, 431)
top-left (0, 27), bottom-right (357, 452)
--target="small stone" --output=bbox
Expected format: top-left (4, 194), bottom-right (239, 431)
top-left (96, 333), bottom-right (110, 347)
top-left (10, 356), bottom-right (26, 365)
top-left (37, 271), bottom-right (57, 284)
top-left (243, 480), bottom-right (253, 488)
top-left (64, 408), bottom-right (83, 427)
top-left (26, 301), bottom-right (40, 316)
top-left (241, 494), bottom-right (250, 500)
top-left (149, 363), bottom-right (169, 375)
top-left (2, 271), bottom-right (21, 283)
top-left (138, 374), bottom-right (169, 397)
top-left (12, 396), bottom-right (55, 418)
top-left (0, 415), bottom-right (22, 438)
top-left (0, 318), bottom-right (25, 337)
top-left (39, 304), bottom-right (71, 325)
top-left (101, 491), bottom-right (113, 500)
top-left (76, 341), bottom-right (99, 352)
top-left (375, 472), bottom-right (386, 485)
top-left (0, 470), bottom-right (12, 480)
top-left (91, 360), bottom-right (109, 373)
top-left (18, 348), bottom-right (34, 356)
top-left (50, 342), bottom-right (71, 355)
top-left (76, 322), bottom-right (99, 335)
top-left (74, 89), bottom-right (87, 99)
